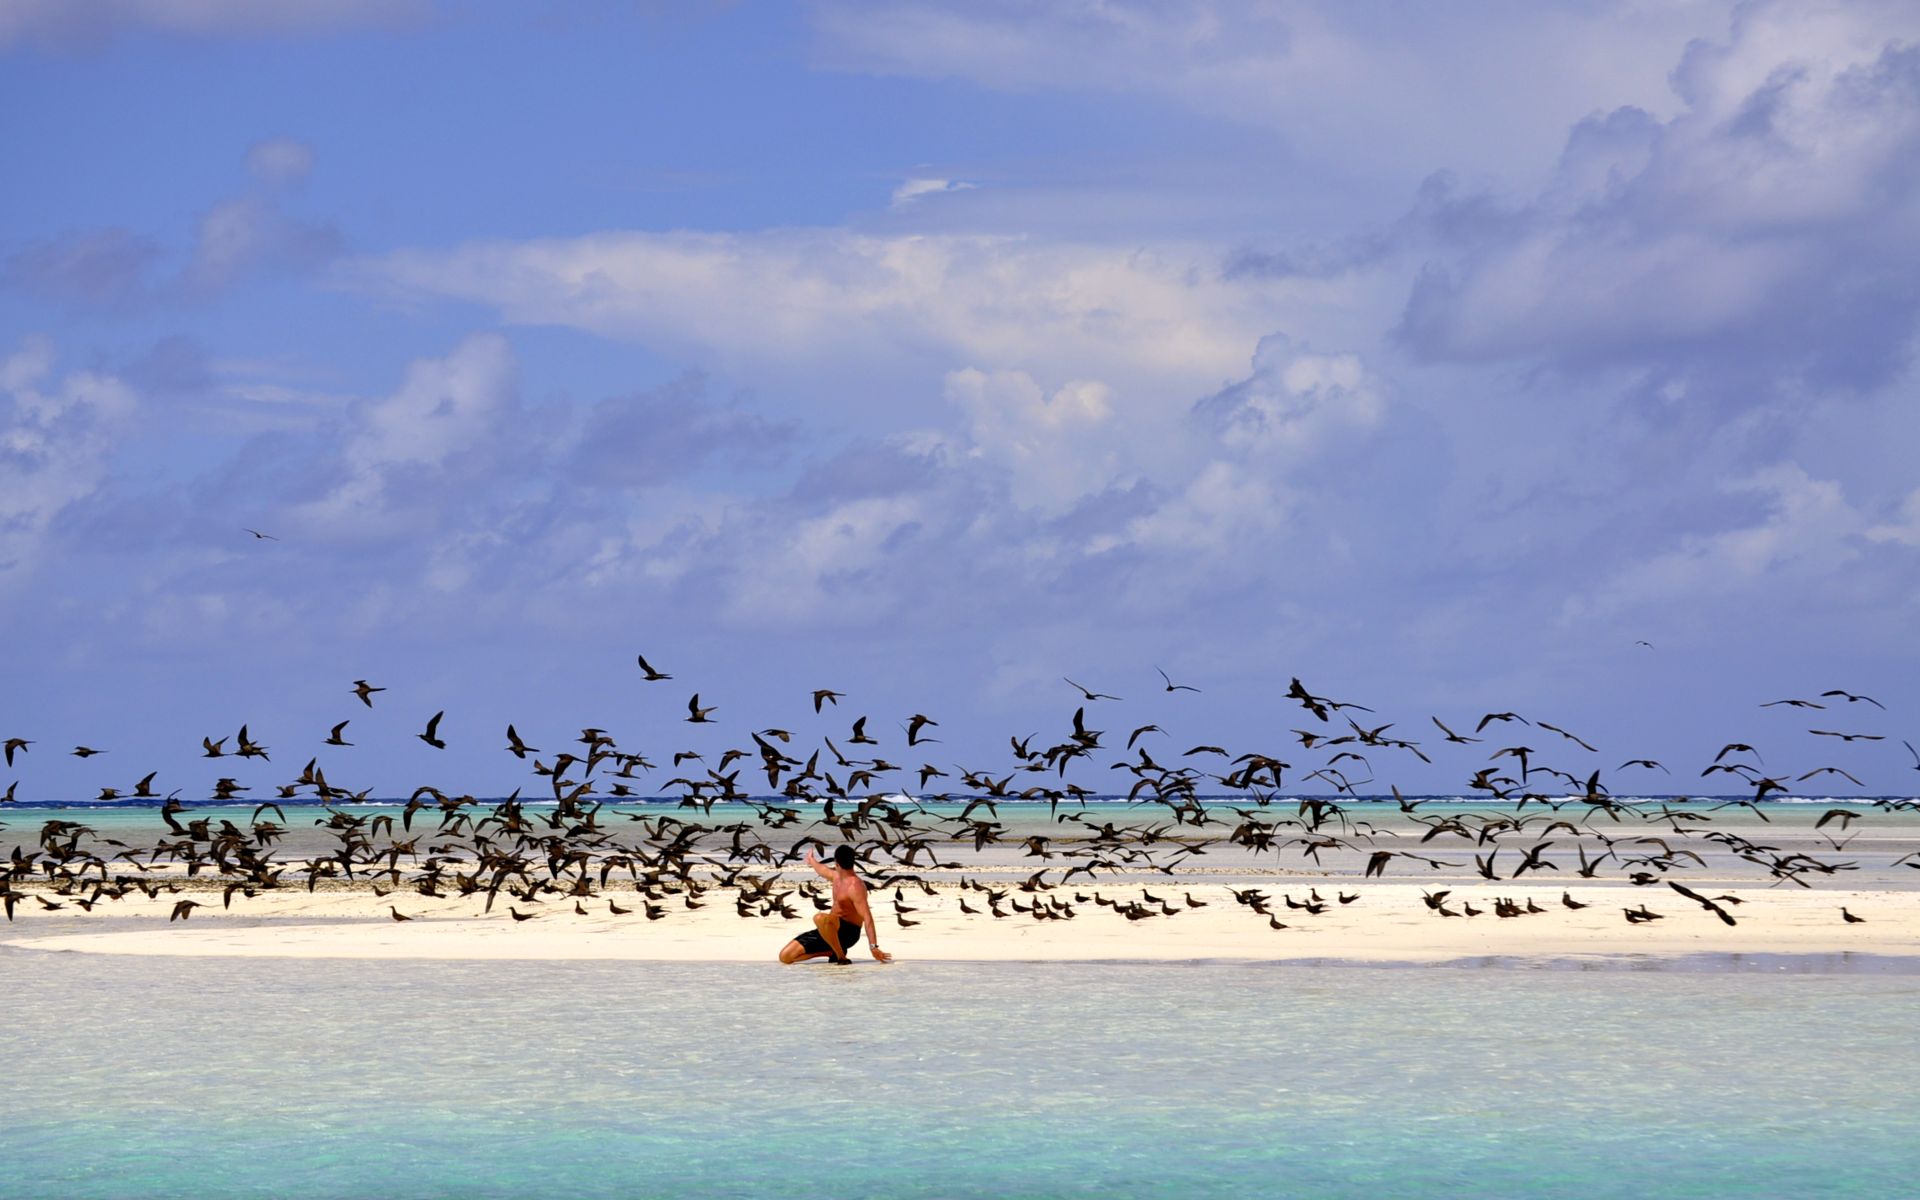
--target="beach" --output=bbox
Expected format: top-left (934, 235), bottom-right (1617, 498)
top-left (6, 799), bottom-right (1917, 966)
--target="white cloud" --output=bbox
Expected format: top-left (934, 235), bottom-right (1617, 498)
top-left (296, 332), bottom-right (520, 528)
top-left (891, 177), bottom-right (974, 207)
top-left (943, 367), bottom-right (1122, 510)
top-left (186, 196), bottom-right (339, 292)
top-left (1865, 488), bottom-right (1920, 548)
top-left (245, 138), bottom-right (315, 187)
top-left (1398, 0), bottom-right (1920, 382)
top-left (1098, 460), bottom-right (1283, 557)
top-left (0, 336), bottom-right (137, 581)
top-left (812, 0), bottom-right (1735, 189)
top-left (361, 229), bottom-right (1298, 392)
top-left (1200, 333), bottom-right (1385, 459)
top-left (1578, 465), bottom-right (1865, 614)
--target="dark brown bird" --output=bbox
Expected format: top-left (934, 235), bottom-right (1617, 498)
top-left (417, 711), bottom-right (447, 749)
top-left (1430, 717), bottom-right (1480, 744)
top-left (1155, 667), bottom-right (1200, 694)
top-left (687, 695), bottom-right (717, 723)
top-left (636, 654), bottom-right (672, 681)
top-left (170, 900), bottom-right (202, 922)
top-left (390, 907), bottom-right (412, 922)
top-left (325, 721), bottom-right (352, 747)
top-left (1820, 689), bottom-right (1885, 710)
top-left (1064, 678), bottom-right (1122, 702)
top-left (352, 679), bottom-right (385, 707)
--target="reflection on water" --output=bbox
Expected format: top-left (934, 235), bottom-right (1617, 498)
top-left (3, 953), bottom-right (1917, 1198)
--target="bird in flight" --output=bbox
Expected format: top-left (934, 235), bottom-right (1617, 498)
top-left (3, 738), bottom-right (28, 767)
top-left (243, 528), bottom-right (279, 540)
top-left (1820, 689), bottom-right (1885, 710)
top-left (636, 654), bottom-right (672, 681)
top-left (417, 711), bottom-right (447, 750)
top-left (1155, 668), bottom-right (1200, 694)
top-left (1064, 678), bottom-right (1122, 702)
top-left (1430, 717), bottom-right (1480, 745)
top-left (687, 694), bottom-right (717, 723)
top-left (352, 680), bottom-right (385, 708)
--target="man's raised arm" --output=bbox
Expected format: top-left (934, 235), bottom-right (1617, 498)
top-left (804, 848), bottom-right (834, 879)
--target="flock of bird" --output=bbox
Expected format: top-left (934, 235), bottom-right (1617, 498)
top-left (3, 660), bottom-right (1916, 935)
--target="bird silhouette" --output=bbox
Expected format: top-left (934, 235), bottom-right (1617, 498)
top-left (636, 654), bottom-right (672, 681)
top-left (1155, 667), bottom-right (1200, 694)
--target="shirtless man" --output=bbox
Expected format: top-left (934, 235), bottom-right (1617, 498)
top-left (778, 844), bottom-right (894, 964)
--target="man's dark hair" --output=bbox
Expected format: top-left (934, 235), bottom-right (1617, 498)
top-left (833, 845), bottom-right (857, 870)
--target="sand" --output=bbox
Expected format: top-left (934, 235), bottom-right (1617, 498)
top-left (5, 878), bottom-right (1916, 963)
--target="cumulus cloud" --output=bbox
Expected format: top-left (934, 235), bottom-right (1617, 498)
top-left (1195, 333), bottom-right (1385, 460)
top-left (185, 196), bottom-right (339, 293)
top-left (361, 229), bottom-right (1291, 392)
top-left (943, 368), bottom-right (1123, 511)
top-left (1576, 464), bottom-right (1867, 617)
top-left (5, 146), bottom-right (340, 308)
top-left (0, 336), bottom-right (137, 582)
top-left (1396, 0), bottom-right (1920, 392)
top-left (569, 373), bottom-right (795, 488)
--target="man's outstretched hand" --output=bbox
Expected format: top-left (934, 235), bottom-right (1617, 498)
top-left (870, 945), bottom-right (894, 963)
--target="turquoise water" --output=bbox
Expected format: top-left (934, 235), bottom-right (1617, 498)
top-left (2, 953), bottom-right (1916, 1198)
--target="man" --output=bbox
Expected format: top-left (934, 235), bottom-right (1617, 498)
top-left (778, 844), bottom-right (894, 964)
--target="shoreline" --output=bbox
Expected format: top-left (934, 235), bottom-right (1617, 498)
top-left (6, 880), bottom-right (1915, 964)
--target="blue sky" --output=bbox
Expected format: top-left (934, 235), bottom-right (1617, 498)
top-left (4, 0), bottom-right (1919, 800)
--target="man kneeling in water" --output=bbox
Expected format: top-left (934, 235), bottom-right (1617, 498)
top-left (779, 845), bottom-right (893, 964)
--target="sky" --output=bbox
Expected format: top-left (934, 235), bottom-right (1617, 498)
top-left (4, 0), bottom-right (1919, 801)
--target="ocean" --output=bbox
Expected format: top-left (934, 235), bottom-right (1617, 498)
top-left (3, 950), bottom-right (1916, 1198)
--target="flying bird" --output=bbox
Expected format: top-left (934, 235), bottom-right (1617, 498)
top-left (325, 721), bottom-right (352, 747)
top-left (1155, 667), bottom-right (1200, 694)
top-left (636, 654), bottom-right (672, 681)
top-left (1064, 678), bottom-right (1122, 702)
top-left (243, 528), bottom-right (279, 540)
top-left (1430, 717), bottom-right (1480, 744)
top-left (352, 680), bottom-right (385, 708)
top-left (1820, 689), bottom-right (1885, 710)
top-left (687, 695), bottom-right (717, 723)
top-left (417, 711), bottom-right (447, 750)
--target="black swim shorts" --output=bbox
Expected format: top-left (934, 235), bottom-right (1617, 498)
top-left (793, 917), bottom-right (863, 960)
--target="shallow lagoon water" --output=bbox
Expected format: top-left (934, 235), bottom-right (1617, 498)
top-left (3, 951), bottom-right (1917, 1198)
